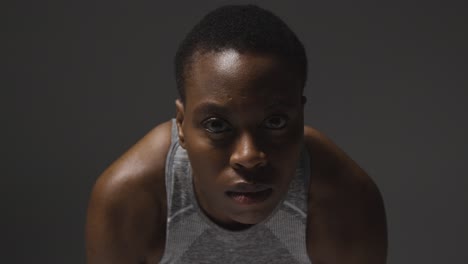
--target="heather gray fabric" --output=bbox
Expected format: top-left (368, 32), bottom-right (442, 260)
top-left (160, 119), bottom-right (311, 264)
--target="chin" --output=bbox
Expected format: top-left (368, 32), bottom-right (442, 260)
top-left (229, 204), bottom-right (275, 226)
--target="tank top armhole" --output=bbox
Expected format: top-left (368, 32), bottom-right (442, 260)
top-left (159, 119), bottom-right (179, 263)
top-left (164, 119), bottom-right (180, 216)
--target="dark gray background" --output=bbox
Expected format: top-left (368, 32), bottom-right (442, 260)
top-left (4, 0), bottom-right (467, 263)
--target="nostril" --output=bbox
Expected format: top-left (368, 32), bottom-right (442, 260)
top-left (232, 162), bottom-right (244, 170)
top-left (229, 133), bottom-right (267, 169)
top-left (231, 155), bottom-right (267, 171)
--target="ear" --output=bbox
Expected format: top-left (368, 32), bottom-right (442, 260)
top-left (175, 99), bottom-right (186, 148)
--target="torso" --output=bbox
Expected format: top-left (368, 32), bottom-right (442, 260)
top-left (157, 119), bottom-right (311, 263)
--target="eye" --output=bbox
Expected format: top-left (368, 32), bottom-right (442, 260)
top-left (264, 116), bottom-right (288, 129)
top-left (202, 117), bottom-right (231, 133)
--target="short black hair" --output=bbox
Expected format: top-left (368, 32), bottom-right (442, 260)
top-left (174, 4), bottom-right (308, 103)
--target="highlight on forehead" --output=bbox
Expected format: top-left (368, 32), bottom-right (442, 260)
top-left (190, 49), bottom-right (289, 80)
top-left (214, 49), bottom-right (242, 73)
top-left (181, 49), bottom-right (304, 110)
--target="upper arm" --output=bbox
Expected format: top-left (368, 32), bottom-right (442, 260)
top-left (85, 121), bottom-right (172, 264)
top-left (304, 126), bottom-right (388, 264)
top-left (86, 181), bottom-right (156, 264)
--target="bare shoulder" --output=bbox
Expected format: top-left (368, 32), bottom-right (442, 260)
top-left (85, 120), bottom-right (173, 264)
top-left (304, 126), bottom-right (388, 264)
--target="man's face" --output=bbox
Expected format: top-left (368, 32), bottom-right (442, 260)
top-left (176, 49), bottom-right (305, 230)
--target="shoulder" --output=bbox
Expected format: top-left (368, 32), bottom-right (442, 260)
top-left (85, 120), bottom-right (173, 264)
top-left (303, 125), bottom-right (388, 264)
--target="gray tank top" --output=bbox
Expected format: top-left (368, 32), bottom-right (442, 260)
top-left (159, 119), bottom-right (312, 264)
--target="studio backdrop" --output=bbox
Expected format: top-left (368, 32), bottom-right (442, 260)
top-left (4, 0), bottom-right (467, 263)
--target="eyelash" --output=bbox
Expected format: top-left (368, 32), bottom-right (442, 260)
top-left (201, 117), bottom-right (232, 134)
top-left (201, 115), bottom-right (289, 135)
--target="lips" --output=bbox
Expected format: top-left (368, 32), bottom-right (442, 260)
top-left (229, 182), bottom-right (270, 192)
top-left (226, 182), bottom-right (273, 205)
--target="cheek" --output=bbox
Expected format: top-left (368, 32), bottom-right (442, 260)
top-left (184, 131), bottom-right (230, 181)
top-left (266, 130), bottom-right (304, 175)
top-left (190, 151), bottom-right (226, 174)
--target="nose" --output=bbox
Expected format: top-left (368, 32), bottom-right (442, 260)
top-left (229, 132), bottom-right (267, 170)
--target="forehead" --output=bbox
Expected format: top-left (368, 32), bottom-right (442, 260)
top-left (184, 49), bottom-right (302, 107)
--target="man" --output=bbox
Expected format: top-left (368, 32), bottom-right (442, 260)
top-left (86, 5), bottom-right (387, 264)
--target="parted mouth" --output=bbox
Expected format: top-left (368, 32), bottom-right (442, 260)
top-left (226, 182), bottom-right (272, 193)
top-left (225, 182), bottom-right (273, 205)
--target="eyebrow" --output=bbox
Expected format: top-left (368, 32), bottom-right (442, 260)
top-left (192, 102), bottom-right (230, 117)
top-left (192, 100), bottom-right (297, 117)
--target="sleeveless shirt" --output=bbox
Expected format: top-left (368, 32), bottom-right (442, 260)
top-left (159, 119), bottom-right (312, 264)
